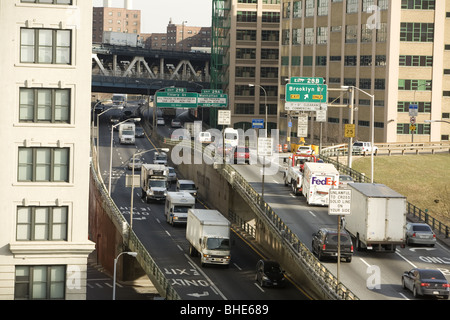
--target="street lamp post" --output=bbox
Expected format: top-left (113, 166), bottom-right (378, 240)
top-left (129, 147), bottom-right (169, 229)
top-left (249, 83), bottom-right (268, 206)
top-left (112, 251), bottom-right (138, 300)
top-left (109, 118), bottom-right (141, 195)
top-left (342, 86), bottom-right (375, 183)
top-left (96, 106), bottom-right (124, 171)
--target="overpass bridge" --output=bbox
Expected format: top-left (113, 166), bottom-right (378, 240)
top-left (92, 44), bottom-right (211, 94)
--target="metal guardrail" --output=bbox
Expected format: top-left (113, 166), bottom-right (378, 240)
top-left (219, 164), bottom-right (358, 300)
top-left (320, 154), bottom-right (449, 239)
top-left (90, 162), bottom-right (181, 300)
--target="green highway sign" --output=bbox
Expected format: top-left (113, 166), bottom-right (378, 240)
top-left (156, 91), bottom-right (198, 108)
top-left (290, 77), bottom-right (324, 85)
top-left (286, 83), bottom-right (327, 103)
top-left (197, 93), bottom-right (228, 107)
top-left (285, 83), bottom-right (328, 111)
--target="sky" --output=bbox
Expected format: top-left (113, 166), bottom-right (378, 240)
top-left (93, 0), bottom-right (212, 33)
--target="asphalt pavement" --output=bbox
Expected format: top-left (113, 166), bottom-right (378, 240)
top-left (87, 251), bottom-right (160, 300)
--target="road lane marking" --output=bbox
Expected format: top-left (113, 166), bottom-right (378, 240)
top-left (308, 210), bottom-right (316, 217)
top-left (395, 249), bottom-right (417, 268)
top-left (184, 254), bottom-right (227, 300)
top-left (254, 283), bottom-right (265, 293)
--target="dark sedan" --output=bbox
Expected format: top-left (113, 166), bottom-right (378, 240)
top-left (255, 260), bottom-right (286, 288)
top-left (402, 268), bottom-right (449, 299)
top-left (312, 228), bottom-right (353, 262)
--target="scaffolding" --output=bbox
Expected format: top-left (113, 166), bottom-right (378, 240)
top-left (210, 0), bottom-right (231, 128)
top-left (211, 0), bottom-right (230, 90)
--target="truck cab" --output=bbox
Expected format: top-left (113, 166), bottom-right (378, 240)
top-left (186, 209), bottom-right (231, 267)
top-left (165, 192), bottom-right (195, 226)
top-left (118, 123), bottom-right (135, 144)
top-left (140, 164), bottom-right (169, 202)
top-left (176, 179), bottom-right (198, 200)
top-left (153, 152), bottom-right (168, 165)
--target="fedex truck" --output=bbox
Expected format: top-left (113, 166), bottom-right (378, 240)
top-left (302, 162), bottom-right (339, 206)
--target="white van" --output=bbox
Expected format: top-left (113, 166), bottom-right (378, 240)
top-left (198, 131), bottom-right (212, 143)
top-left (224, 128), bottom-right (239, 147)
top-left (165, 192), bottom-right (195, 226)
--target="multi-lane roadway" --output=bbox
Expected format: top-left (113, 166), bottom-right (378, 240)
top-left (96, 105), bottom-right (310, 301)
top-left (96, 102), bottom-right (450, 301)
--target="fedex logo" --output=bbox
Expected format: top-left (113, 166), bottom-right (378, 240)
top-left (311, 177), bottom-right (337, 186)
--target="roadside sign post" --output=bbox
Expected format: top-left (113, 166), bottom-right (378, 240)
top-left (198, 89), bottom-right (228, 108)
top-left (257, 137), bottom-right (273, 208)
top-left (329, 188), bottom-right (352, 285)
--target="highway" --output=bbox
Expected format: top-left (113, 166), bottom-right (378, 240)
top-left (96, 101), bottom-right (450, 300)
top-left (231, 147), bottom-right (450, 300)
top-left (96, 103), bottom-right (310, 301)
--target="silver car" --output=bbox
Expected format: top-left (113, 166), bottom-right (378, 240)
top-left (167, 167), bottom-right (177, 184)
top-left (405, 222), bottom-right (436, 247)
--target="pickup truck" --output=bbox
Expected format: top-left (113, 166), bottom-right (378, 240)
top-left (283, 154), bottom-right (317, 196)
top-left (352, 141), bottom-right (378, 155)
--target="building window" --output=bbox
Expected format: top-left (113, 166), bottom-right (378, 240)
top-left (21, 0), bottom-right (72, 4)
top-left (15, 265), bottom-right (66, 300)
top-left (397, 123), bottom-right (431, 134)
top-left (260, 67), bottom-right (278, 78)
top-left (236, 66), bottom-right (256, 78)
top-left (235, 104), bottom-right (255, 114)
top-left (261, 30), bottom-right (279, 41)
top-left (19, 88), bottom-right (70, 123)
top-left (237, 11), bottom-right (257, 23)
top-left (20, 28), bottom-right (72, 64)
top-left (346, 0), bottom-right (358, 13)
top-left (17, 206), bottom-right (68, 241)
top-left (304, 28), bottom-right (314, 45)
top-left (18, 147), bottom-right (69, 183)
top-left (397, 101), bottom-right (432, 113)
top-left (262, 12), bottom-right (280, 23)
top-left (401, 0), bottom-right (435, 10)
top-left (398, 79), bottom-right (432, 90)
top-left (318, 0), bottom-right (328, 16)
top-left (400, 23), bottom-right (434, 42)
top-left (399, 55), bottom-right (433, 67)
top-left (317, 27), bottom-right (328, 44)
top-left (236, 48), bottom-right (256, 59)
top-left (345, 25), bottom-right (358, 43)
top-left (305, 0), bottom-right (315, 17)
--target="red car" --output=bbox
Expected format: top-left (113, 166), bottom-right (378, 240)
top-left (233, 147), bottom-right (250, 164)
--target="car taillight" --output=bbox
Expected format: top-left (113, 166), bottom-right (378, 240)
top-left (443, 284), bottom-right (450, 288)
top-left (420, 282), bottom-right (430, 287)
top-left (350, 245), bottom-right (354, 253)
top-left (412, 233), bottom-right (416, 238)
top-left (322, 244), bottom-right (326, 250)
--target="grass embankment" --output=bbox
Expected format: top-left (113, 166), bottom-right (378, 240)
top-left (352, 153), bottom-right (450, 226)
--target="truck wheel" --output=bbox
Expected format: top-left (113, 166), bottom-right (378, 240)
top-left (189, 245), bottom-right (197, 257)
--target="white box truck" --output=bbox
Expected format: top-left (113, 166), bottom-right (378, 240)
top-left (302, 162), bottom-right (339, 206)
top-left (140, 164), bottom-right (169, 202)
top-left (118, 123), bottom-right (135, 144)
top-left (345, 183), bottom-right (407, 252)
top-left (186, 209), bottom-right (231, 267)
top-left (165, 192), bottom-right (195, 226)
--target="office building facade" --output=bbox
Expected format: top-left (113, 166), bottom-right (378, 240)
top-left (280, 0), bottom-right (450, 143)
top-left (0, 0), bottom-right (95, 299)
top-left (212, 0), bottom-right (281, 130)
top-left (92, 6), bottom-right (141, 43)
